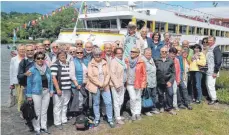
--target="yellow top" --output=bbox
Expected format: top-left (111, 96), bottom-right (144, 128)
top-left (189, 52), bottom-right (206, 71)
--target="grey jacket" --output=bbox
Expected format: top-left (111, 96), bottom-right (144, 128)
top-left (142, 56), bottom-right (157, 88)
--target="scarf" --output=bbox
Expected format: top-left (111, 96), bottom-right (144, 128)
top-left (115, 57), bottom-right (127, 70)
top-left (35, 63), bottom-right (47, 75)
top-left (129, 57), bottom-right (138, 68)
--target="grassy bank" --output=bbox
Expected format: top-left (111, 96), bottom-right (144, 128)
top-left (217, 70), bottom-right (229, 105)
top-left (98, 103), bottom-right (229, 135)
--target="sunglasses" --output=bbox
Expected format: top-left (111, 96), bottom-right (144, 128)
top-left (131, 51), bottom-right (139, 53)
top-left (76, 52), bottom-right (83, 54)
top-left (203, 42), bottom-right (208, 44)
top-left (44, 44), bottom-right (50, 46)
top-left (36, 57), bottom-right (45, 60)
top-left (76, 43), bottom-right (83, 45)
top-left (161, 51), bottom-right (168, 53)
top-left (52, 46), bottom-right (58, 49)
top-left (27, 50), bottom-right (34, 52)
top-left (70, 51), bottom-right (75, 54)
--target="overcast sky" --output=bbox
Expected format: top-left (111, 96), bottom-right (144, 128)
top-left (1, 1), bottom-right (229, 18)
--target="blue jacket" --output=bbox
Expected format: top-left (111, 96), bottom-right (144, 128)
top-left (177, 56), bottom-right (184, 81)
top-left (146, 37), bottom-right (153, 48)
top-left (72, 58), bottom-right (84, 88)
top-left (151, 41), bottom-right (165, 59)
top-left (26, 65), bottom-right (53, 97)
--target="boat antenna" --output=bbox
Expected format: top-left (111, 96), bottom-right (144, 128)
top-left (72, 1), bottom-right (85, 42)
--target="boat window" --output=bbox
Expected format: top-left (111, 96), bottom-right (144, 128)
top-left (111, 19), bottom-right (117, 29)
top-left (120, 19), bottom-right (131, 28)
top-left (168, 24), bottom-right (176, 33)
top-left (216, 30), bottom-right (220, 37)
top-left (87, 19), bottom-right (117, 29)
top-left (189, 26), bottom-right (195, 35)
top-left (210, 29), bottom-right (214, 36)
top-left (179, 25), bottom-right (187, 34)
top-left (147, 21), bottom-right (152, 32)
top-left (197, 27), bottom-right (202, 35)
top-left (137, 20), bottom-right (146, 30)
top-left (204, 28), bottom-right (208, 36)
top-left (221, 31), bottom-right (225, 37)
top-left (155, 22), bottom-right (165, 32)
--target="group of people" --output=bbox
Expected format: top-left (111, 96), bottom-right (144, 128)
top-left (9, 22), bottom-right (222, 135)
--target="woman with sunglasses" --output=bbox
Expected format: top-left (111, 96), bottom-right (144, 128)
top-left (26, 52), bottom-right (53, 135)
top-left (202, 37), bottom-right (209, 56)
top-left (189, 44), bottom-right (206, 104)
top-left (69, 47), bottom-right (88, 116)
top-left (86, 48), bottom-right (115, 128)
top-left (125, 47), bottom-right (146, 121)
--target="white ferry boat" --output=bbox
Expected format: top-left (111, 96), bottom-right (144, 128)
top-left (56, 2), bottom-right (229, 52)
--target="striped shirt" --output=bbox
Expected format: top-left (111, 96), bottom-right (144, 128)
top-left (50, 61), bottom-right (71, 90)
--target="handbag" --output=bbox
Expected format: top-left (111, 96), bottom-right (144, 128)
top-left (142, 88), bottom-right (153, 108)
top-left (8, 89), bottom-right (16, 108)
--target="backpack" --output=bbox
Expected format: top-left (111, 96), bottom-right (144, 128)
top-left (74, 114), bottom-right (94, 131)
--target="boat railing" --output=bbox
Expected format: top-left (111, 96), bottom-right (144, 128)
top-left (87, 5), bottom-right (134, 14)
top-left (60, 28), bottom-right (120, 34)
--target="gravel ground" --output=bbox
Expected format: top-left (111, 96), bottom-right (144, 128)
top-left (1, 105), bottom-right (133, 135)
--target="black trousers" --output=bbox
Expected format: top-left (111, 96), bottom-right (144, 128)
top-left (157, 84), bottom-right (173, 111)
top-left (177, 81), bottom-right (190, 107)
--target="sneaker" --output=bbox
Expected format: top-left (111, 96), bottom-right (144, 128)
top-left (131, 115), bottom-right (136, 121)
top-left (55, 125), bottom-right (63, 130)
top-left (35, 131), bottom-right (41, 135)
top-left (20, 113), bottom-right (24, 119)
top-left (195, 100), bottom-right (201, 104)
top-left (187, 105), bottom-right (193, 110)
top-left (116, 119), bottom-right (125, 125)
top-left (151, 110), bottom-right (160, 114)
top-left (145, 112), bottom-right (152, 116)
top-left (208, 100), bottom-right (217, 105)
top-left (94, 120), bottom-right (100, 127)
top-left (40, 129), bottom-right (50, 134)
top-left (174, 107), bottom-right (180, 111)
top-left (159, 108), bottom-right (164, 113)
top-left (136, 114), bottom-right (142, 120)
top-left (108, 121), bottom-right (115, 128)
top-left (178, 105), bottom-right (186, 109)
top-left (120, 116), bottom-right (125, 120)
top-left (168, 110), bottom-right (177, 115)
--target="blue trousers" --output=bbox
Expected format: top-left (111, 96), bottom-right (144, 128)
top-left (92, 89), bottom-right (113, 122)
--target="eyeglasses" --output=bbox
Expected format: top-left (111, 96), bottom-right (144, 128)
top-left (44, 44), bottom-right (50, 46)
top-left (161, 51), bottom-right (168, 53)
top-left (52, 46), bottom-right (58, 49)
top-left (36, 57), bottom-right (45, 60)
top-left (70, 51), bottom-right (75, 54)
top-left (130, 51), bottom-right (139, 54)
top-left (94, 54), bottom-right (102, 58)
top-left (76, 52), bottom-right (83, 54)
top-left (203, 42), bottom-right (208, 44)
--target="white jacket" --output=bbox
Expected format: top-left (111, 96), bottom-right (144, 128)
top-left (9, 55), bottom-right (22, 85)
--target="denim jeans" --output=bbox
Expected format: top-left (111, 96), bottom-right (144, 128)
top-left (177, 81), bottom-right (190, 106)
top-left (157, 84), bottom-right (173, 111)
top-left (190, 71), bottom-right (202, 101)
top-left (92, 89), bottom-right (113, 122)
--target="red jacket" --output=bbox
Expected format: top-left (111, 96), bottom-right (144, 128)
top-left (174, 57), bottom-right (181, 84)
top-left (125, 57), bottom-right (147, 89)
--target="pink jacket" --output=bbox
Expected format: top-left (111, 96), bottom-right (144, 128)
top-left (174, 57), bottom-right (181, 84)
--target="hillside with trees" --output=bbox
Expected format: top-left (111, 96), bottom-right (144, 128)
top-left (1, 7), bottom-right (81, 44)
